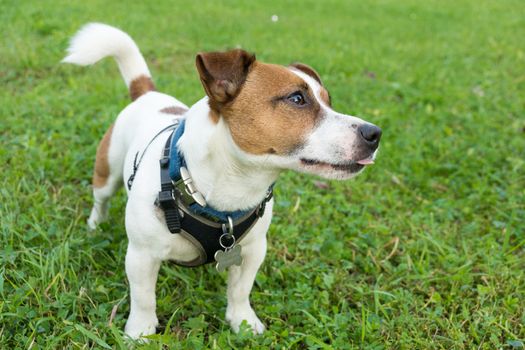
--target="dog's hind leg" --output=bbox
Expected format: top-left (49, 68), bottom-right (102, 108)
top-left (87, 123), bottom-right (123, 229)
top-left (124, 243), bottom-right (160, 338)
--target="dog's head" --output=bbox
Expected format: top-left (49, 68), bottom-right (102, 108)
top-left (196, 49), bottom-right (381, 180)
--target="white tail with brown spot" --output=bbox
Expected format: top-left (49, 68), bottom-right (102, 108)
top-left (62, 22), bottom-right (154, 99)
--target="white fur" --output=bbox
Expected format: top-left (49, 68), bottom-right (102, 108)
top-left (288, 69), bottom-right (379, 179)
top-left (64, 23), bottom-right (378, 340)
top-left (62, 23), bottom-right (151, 86)
top-left (178, 101), bottom-right (280, 211)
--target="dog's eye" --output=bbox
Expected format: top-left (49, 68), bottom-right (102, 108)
top-left (287, 91), bottom-right (306, 106)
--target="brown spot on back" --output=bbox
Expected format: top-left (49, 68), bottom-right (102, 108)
top-left (159, 106), bottom-right (188, 115)
top-left (224, 62), bottom-right (323, 155)
top-left (129, 75), bottom-right (155, 101)
top-left (93, 124), bottom-right (114, 188)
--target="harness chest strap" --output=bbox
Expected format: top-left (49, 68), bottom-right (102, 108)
top-left (156, 123), bottom-right (273, 267)
top-left (157, 133), bottom-right (182, 233)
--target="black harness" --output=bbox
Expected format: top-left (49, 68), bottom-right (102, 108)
top-left (137, 121), bottom-right (273, 267)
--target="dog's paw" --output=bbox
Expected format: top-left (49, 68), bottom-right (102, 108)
top-left (87, 207), bottom-right (107, 230)
top-left (226, 306), bottom-right (265, 335)
top-left (124, 315), bottom-right (158, 339)
top-left (87, 216), bottom-right (98, 230)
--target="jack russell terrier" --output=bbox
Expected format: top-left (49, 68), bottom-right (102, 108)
top-left (63, 23), bottom-right (381, 339)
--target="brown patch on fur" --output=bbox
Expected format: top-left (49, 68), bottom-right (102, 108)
top-left (319, 87), bottom-right (331, 106)
top-left (129, 75), bottom-right (155, 101)
top-left (223, 62), bottom-right (323, 155)
top-left (159, 106), bottom-right (188, 115)
top-left (291, 63), bottom-right (331, 106)
top-left (289, 63), bottom-right (323, 85)
top-left (93, 124), bottom-right (114, 188)
top-left (209, 110), bottom-right (220, 124)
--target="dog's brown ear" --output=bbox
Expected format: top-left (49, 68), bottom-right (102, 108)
top-left (289, 62), bottom-right (323, 86)
top-left (196, 49), bottom-right (256, 110)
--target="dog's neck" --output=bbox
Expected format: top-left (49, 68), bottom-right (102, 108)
top-left (177, 98), bottom-right (279, 212)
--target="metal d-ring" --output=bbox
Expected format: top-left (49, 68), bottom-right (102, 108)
top-left (221, 216), bottom-right (233, 235)
top-left (219, 216), bottom-right (235, 249)
top-left (219, 233), bottom-right (236, 249)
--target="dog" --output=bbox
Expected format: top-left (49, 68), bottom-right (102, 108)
top-left (63, 23), bottom-right (381, 339)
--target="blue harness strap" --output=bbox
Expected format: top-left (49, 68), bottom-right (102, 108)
top-left (168, 118), bottom-right (186, 181)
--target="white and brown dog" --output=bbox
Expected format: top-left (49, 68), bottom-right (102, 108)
top-left (63, 23), bottom-right (381, 338)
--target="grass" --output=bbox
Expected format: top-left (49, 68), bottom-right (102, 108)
top-left (1, 0), bottom-right (524, 348)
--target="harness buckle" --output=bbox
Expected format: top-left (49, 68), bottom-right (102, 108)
top-left (159, 157), bottom-right (170, 168)
top-left (157, 189), bottom-right (177, 210)
top-left (156, 189), bottom-right (181, 233)
top-left (179, 166), bottom-right (207, 207)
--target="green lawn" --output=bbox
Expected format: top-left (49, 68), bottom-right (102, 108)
top-left (1, 0), bottom-right (524, 349)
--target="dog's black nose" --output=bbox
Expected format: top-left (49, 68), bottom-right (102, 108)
top-left (358, 124), bottom-right (382, 149)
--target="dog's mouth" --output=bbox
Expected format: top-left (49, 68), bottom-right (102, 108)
top-left (300, 158), bottom-right (369, 173)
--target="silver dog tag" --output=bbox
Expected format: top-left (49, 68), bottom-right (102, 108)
top-left (214, 245), bottom-right (243, 272)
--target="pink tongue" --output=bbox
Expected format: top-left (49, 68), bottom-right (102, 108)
top-left (357, 158), bottom-right (374, 165)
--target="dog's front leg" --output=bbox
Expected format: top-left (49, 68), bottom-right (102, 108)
top-left (226, 237), bottom-right (267, 334)
top-left (124, 244), bottom-right (161, 339)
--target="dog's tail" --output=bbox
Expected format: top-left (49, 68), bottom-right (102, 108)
top-left (62, 23), bottom-right (155, 101)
